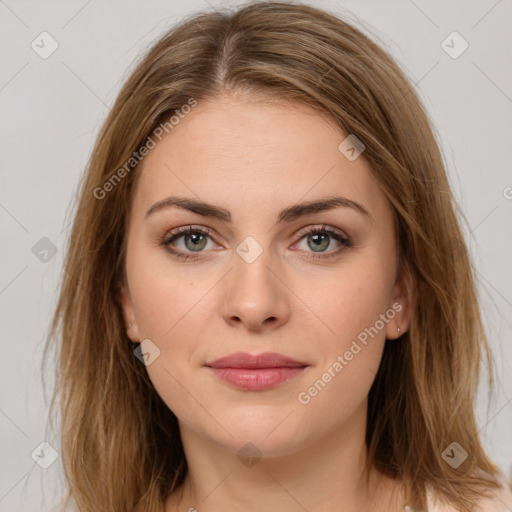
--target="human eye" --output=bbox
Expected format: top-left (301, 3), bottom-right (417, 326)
top-left (292, 224), bottom-right (352, 261)
top-left (160, 223), bottom-right (352, 263)
top-left (160, 225), bottom-right (219, 262)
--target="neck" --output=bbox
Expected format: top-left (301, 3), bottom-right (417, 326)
top-left (165, 401), bottom-right (405, 511)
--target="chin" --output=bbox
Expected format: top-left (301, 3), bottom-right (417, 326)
top-left (210, 415), bottom-right (315, 459)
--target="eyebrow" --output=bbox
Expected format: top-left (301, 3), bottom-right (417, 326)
top-left (144, 195), bottom-right (372, 224)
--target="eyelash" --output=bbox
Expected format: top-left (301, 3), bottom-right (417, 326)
top-left (161, 224), bottom-right (352, 262)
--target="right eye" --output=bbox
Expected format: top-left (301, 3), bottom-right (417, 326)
top-left (161, 225), bottom-right (219, 261)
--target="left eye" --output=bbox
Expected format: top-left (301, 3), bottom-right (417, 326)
top-left (161, 225), bottom-right (352, 261)
top-left (292, 225), bottom-right (352, 260)
top-left (292, 228), bottom-right (351, 255)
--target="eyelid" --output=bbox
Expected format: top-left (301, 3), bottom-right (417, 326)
top-left (163, 224), bottom-right (219, 243)
top-left (293, 223), bottom-right (348, 241)
top-left (162, 223), bottom-right (348, 245)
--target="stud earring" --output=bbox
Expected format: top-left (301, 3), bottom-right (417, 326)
top-left (397, 327), bottom-right (401, 334)
top-left (127, 323), bottom-right (132, 330)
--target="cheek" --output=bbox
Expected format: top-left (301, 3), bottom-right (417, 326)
top-left (128, 268), bottom-right (209, 423)
top-left (295, 301), bottom-right (386, 427)
top-left (291, 259), bottom-right (392, 404)
top-left (298, 259), bottom-right (393, 348)
top-left (127, 244), bottom-right (214, 341)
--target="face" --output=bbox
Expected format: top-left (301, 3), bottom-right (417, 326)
top-left (120, 93), bottom-right (412, 458)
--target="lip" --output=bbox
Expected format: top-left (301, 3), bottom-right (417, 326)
top-left (206, 351), bottom-right (307, 369)
top-left (205, 352), bottom-right (309, 391)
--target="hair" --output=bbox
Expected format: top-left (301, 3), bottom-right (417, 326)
top-left (42, 1), bottom-right (506, 511)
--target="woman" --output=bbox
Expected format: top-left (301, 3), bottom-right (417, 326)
top-left (45, 1), bottom-right (512, 511)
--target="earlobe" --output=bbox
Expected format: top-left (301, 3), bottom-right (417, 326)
top-left (118, 283), bottom-right (142, 343)
top-left (386, 260), bottom-right (415, 340)
top-left (125, 323), bottom-right (141, 343)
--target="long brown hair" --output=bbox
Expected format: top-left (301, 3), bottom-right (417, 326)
top-left (43, 1), bottom-right (503, 510)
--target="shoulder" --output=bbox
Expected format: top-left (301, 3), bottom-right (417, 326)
top-left (426, 478), bottom-right (512, 512)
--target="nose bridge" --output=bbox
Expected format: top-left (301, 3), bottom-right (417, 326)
top-left (222, 234), bottom-right (290, 330)
top-left (231, 233), bottom-right (277, 299)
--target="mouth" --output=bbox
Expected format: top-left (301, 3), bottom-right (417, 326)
top-left (205, 352), bottom-right (309, 391)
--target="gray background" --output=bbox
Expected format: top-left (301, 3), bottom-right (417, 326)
top-left (1, 0), bottom-right (511, 510)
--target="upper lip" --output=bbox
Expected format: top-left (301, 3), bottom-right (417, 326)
top-left (206, 352), bottom-right (308, 369)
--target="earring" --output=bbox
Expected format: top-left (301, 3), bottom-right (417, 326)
top-left (127, 323), bottom-right (132, 330)
top-left (397, 327), bottom-right (401, 334)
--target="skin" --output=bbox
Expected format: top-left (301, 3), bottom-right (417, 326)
top-left (120, 93), bottom-right (414, 512)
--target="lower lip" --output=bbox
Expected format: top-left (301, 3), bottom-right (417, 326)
top-left (208, 367), bottom-right (307, 391)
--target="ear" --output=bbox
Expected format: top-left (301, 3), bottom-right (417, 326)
top-left (385, 259), bottom-right (415, 341)
top-left (117, 281), bottom-right (142, 344)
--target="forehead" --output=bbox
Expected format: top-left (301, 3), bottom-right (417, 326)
top-left (133, 95), bottom-right (388, 223)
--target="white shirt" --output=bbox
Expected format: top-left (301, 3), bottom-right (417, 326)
top-left (406, 478), bottom-right (512, 511)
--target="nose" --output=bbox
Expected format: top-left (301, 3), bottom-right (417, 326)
top-left (221, 246), bottom-right (291, 333)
